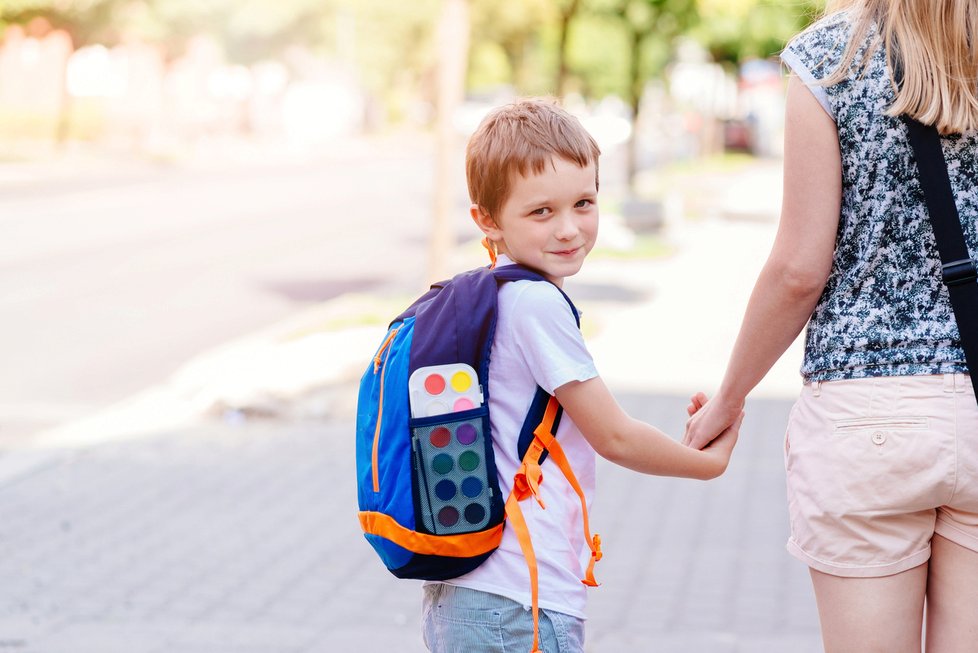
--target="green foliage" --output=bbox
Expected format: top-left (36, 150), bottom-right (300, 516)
top-left (690, 0), bottom-right (822, 63)
top-left (564, 13), bottom-right (629, 97)
top-left (469, 0), bottom-right (558, 94)
top-left (0, 0), bottom-right (130, 45)
top-left (0, 0), bottom-right (826, 127)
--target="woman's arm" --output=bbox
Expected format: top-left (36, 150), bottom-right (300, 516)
top-left (555, 376), bottom-right (742, 480)
top-left (683, 74), bottom-right (843, 450)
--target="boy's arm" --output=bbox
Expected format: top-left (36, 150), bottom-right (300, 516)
top-left (554, 376), bottom-right (741, 480)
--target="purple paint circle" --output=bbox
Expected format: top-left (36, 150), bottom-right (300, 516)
top-left (456, 423), bottom-right (478, 445)
top-left (435, 479), bottom-right (457, 501)
top-left (461, 476), bottom-right (483, 498)
top-left (438, 506), bottom-right (460, 527)
top-left (464, 503), bottom-right (486, 525)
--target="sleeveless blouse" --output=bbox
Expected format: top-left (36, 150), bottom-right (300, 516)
top-left (780, 11), bottom-right (978, 382)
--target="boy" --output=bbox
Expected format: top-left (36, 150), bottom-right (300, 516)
top-left (421, 98), bottom-right (740, 653)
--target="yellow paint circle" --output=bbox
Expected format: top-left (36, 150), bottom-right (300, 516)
top-left (451, 371), bottom-right (472, 393)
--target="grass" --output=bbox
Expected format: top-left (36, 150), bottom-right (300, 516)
top-left (591, 234), bottom-right (675, 260)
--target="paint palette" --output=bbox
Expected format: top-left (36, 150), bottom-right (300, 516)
top-left (409, 364), bottom-right (492, 535)
top-left (408, 364), bottom-right (484, 418)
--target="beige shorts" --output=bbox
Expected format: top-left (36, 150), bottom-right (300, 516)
top-left (785, 373), bottom-right (978, 578)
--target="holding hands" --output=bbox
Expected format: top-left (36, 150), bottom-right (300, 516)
top-left (683, 391), bottom-right (745, 459)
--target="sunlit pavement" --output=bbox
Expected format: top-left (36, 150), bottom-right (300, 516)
top-left (0, 157), bottom-right (824, 651)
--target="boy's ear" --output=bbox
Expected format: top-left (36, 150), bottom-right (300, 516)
top-left (470, 204), bottom-right (501, 240)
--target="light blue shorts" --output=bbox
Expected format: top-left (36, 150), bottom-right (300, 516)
top-left (422, 583), bottom-right (585, 653)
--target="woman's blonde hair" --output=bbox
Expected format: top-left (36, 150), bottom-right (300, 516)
top-left (824, 0), bottom-right (978, 134)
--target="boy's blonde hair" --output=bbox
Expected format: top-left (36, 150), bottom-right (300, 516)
top-left (465, 98), bottom-right (601, 220)
top-left (823, 0), bottom-right (978, 134)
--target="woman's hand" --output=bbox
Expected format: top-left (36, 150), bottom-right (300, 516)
top-left (682, 391), bottom-right (745, 451)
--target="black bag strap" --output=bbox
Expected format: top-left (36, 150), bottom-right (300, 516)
top-left (902, 116), bottom-right (978, 401)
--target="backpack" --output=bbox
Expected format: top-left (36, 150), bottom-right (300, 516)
top-left (356, 263), bottom-right (602, 653)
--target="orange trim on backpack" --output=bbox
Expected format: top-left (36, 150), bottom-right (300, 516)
top-left (533, 432), bottom-right (602, 586)
top-left (503, 395), bottom-right (605, 653)
top-left (359, 511), bottom-right (503, 557)
top-left (505, 491), bottom-right (542, 653)
top-left (371, 327), bottom-right (400, 492)
top-left (532, 397), bottom-right (603, 586)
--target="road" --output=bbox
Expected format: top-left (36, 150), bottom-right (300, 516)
top-left (0, 137), bottom-right (468, 442)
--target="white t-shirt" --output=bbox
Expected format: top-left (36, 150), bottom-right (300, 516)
top-left (441, 255), bottom-right (599, 618)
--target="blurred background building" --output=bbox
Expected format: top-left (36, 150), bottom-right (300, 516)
top-left (0, 0), bottom-right (817, 160)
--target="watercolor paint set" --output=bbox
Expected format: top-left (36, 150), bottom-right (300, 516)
top-left (408, 363), bottom-right (493, 535)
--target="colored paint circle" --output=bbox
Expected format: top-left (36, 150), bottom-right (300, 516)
top-left (432, 454), bottom-right (454, 475)
top-left (456, 423), bottom-right (478, 445)
top-left (435, 480), bottom-right (457, 501)
top-left (461, 476), bottom-right (483, 498)
top-left (429, 427), bottom-right (451, 448)
top-left (453, 397), bottom-right (474, 412)
top-left (438, 506), bottom-right (460, 527)
top-left (425, 401), bottom-right (449, 417)
top-left (450, 371), bottom-right (472, 393)
top-left (424, 374), bottom-right (446, 395)
top-left (458, 451), bottom-right (480, 472)
top-left (464, 503), bottom-right (486, 524)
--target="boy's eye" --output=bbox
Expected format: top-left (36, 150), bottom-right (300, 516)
top-left (530, 207), bottom-right (550, 216)
top-left (575, 199), bottom-right (594, 209)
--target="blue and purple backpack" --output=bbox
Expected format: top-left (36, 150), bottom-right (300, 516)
top-left (356, 263), bottom-right (602, 652)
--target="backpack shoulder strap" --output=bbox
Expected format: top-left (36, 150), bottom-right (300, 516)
top-left (903, 116), bottom-right (978, 401)
top-left (490, 263), bottom-right (602, 653)
top-left (504, 394), bottom-right (602, 653)
top-left (405, 267), bottom-right (501, 376)
top-left (491, 264), bottom-right (581, 326)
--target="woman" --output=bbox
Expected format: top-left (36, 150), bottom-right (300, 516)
top-left (684, 1), bottom-right (978, 650)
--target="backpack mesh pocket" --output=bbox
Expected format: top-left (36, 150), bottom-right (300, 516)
top-left (412, 410), bottom-right (493, 535)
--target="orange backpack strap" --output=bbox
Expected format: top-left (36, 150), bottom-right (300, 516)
top-left (504, 395), bottom-right (603, 653)
top-left (530, 403), bottom-right (603, 586)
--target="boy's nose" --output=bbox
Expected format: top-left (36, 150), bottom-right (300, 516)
top-left (554, 213), bottom-right (580, 240)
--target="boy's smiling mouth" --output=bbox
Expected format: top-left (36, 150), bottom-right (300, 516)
top-left (550, 247), bottom-right (582, 256)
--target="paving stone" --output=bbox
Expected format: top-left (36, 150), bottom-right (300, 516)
top-left (0, 396), bottom-right (822, 651)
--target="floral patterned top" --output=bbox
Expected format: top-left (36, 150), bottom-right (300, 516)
top-left (780, 11), bottom-right (978, 382)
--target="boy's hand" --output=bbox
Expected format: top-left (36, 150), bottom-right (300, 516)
top-left (686, 391), bottom-right (707, 417)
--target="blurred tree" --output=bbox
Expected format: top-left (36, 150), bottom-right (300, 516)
top-left (691, 0), bottom-right (821, 64)
top-left (431, 0), bottom-right (470, 284)
top-left (0, 0), bottom-right (136, 142)
top-left (605, 0), bottom-right (699, 188)
top-left (555, 0), bottom-right (582, 96)
top-left (469, 0), bottom-right (554, 94)
top-left (0, 0), bottom-right (127, 46)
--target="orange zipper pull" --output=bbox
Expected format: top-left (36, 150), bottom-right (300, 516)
top-left (373, 327), bottom-right (399, 372)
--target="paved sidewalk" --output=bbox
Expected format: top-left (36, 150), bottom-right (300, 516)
top-left (0, 156), bottom-right (825, 650)
top-left (0, 393), bottom-right (820, 653)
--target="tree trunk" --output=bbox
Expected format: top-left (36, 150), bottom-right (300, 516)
top-left (625, 25), bottom-right (644, 192)
top-left (555, 0), bottom-right (581, 97)
top-left (429, 0), bottom-right (470, 286)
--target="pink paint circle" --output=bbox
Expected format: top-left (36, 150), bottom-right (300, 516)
top-left (424, 374), bottom-right (446, 395)
top-left (453, 397), bottom-right (474, 412)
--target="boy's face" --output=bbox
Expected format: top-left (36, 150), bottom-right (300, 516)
top-left (473, 156), bottom-right (598, 288)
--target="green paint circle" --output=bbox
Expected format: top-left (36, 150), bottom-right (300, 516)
top-left (432, 453), bottom-right (454, 475)
top-left (458, 451), bottom-right (480, 472)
